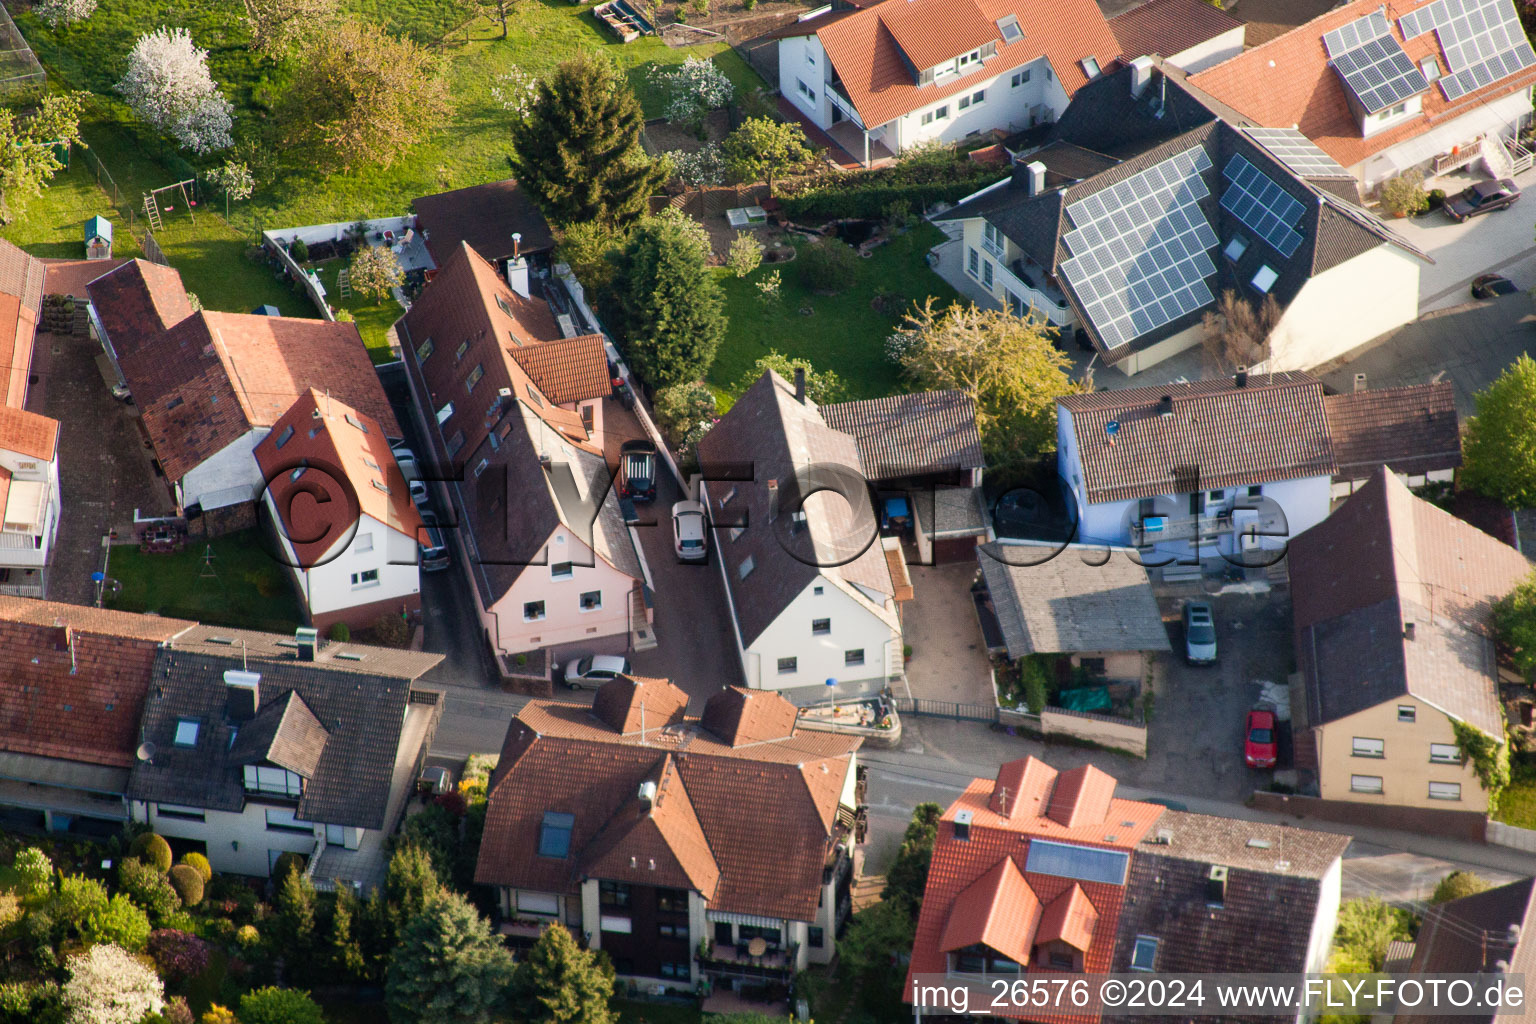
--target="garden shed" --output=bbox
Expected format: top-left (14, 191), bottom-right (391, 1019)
top-left (84, 216), bottom-right (112, 260)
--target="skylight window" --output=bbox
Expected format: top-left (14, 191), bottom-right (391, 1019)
top-left (1252, 265), bottom-right (1279, 294)
top-left (997, 14), bottom-right (1022, 43)
top-left (274, 425), bottom-right (295, 449)
top-left (538, 811), bottom-right (575, 858)
top-left (173, 718), bottom-right (200, 747)
top-left (1131, 936), bottom-right (1158, 971)
top-left (344, 412), bottom-right (368, 433)
top-left (1024, 839), bottom-right (1129, 885)
top-left (1224, 236), bottom-right (1249, 262)
top-left (1081, 57), bottom-right (1101, 78)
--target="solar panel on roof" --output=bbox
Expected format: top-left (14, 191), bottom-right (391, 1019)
top-left (1025, 839), bottom-right (1130, 886)
top-left (1241, 127), bottom-right (1353, 179)
top-left (1322, 8), bottom-right (1391, 56)
top-left (1058, 145), bottom-right (1219, 351)
top-left (1397, 0), bottom-right (1535, 100)
top-left (1220, 154), bottom-right (1306, 258)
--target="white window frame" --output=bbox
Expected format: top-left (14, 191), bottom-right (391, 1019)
top-left (981, 259), bottom-right (994, 289)
top-left (517, 892), bottom-right (559, 917)
top-left (1350, 775), bottom-right (1384, 795)
top-left (1130, 935), bottom-right (1158, 971)
top-left (1081, 57), bottom-right (1100, 78)
top-left (350, 568), bottom-right (380, 589)
top-left (967, 247), bottom-right (980, 279)
top-left (778, 656), bottom-right (798, 674)
top-left (1428, 781), bottom-right (1461, 801)
top-left (551, 561), bottom-right (574, 580)
top-left (524, 600), bottom-right (546, 622)
top-left (1352, 737), bottom-right (1384, 758)
top-left (174, 718), bottom-right (199, 747)
top-left (1252, 265), bottom-right (1279, 293)
top-left (1397, 704), bottom-right (1416, 723)
top-left (1428, 742), bottom-right (1459, 764)
top-left (579, 590), bottom-right (602, 612)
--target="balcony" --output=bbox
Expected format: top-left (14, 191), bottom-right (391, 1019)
top-left (980, 234), bottom-right (1006, 260)
top-left (1129, 501), bottom-right (1285, 548)
top-left (999, 260), bottom-right (1072, 326)
top-left (826, 83), bottom-right (864, 129)
top-left (700, 942), bottom-right (799, 979)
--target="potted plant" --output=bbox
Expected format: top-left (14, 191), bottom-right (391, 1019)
top-left (1380, 171), bottom-right (1429, 218)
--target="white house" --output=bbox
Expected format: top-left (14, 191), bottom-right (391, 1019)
top-left (1055, 373), bottom-right (1462, 568)
top-left (771, 0), bottom-right (1120, 164)
top-left (934, 60), bottom-right (1428, 378)
top-left (697, 371), bottom-right (902, 699)
top-left (1188, 0), bottom-right (1536, 191)
top-left (0, 407), bottom-right (60, 598)
top-left (253, 390), bottom-right (422, 633)
top-left (126, 625), bottom-right (442, 882)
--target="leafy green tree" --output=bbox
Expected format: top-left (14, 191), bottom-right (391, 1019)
top-left (81, 894), bottom-right (151, 952)
top-left (0, 92), bottom-right (85, 224)
top-left (653, 381), bottom-right (717, 449)
top-left (386, 892), bottom-right (515, 1024)
top-left (398, 805), bottom-right (459, 887)
top-left (838, 898), bottom-right (915, 976)
top-left (328, 884), bottom-right (367, 982)
top-left (882, 802), bottom-right (942, 911)
top-left (349, 245), bottom-right (405, 301)
top-left (603, 211), bottom-right (726, 390)
top-left (555, 221), bottom-right (625, 291)
top-left (738, 352), bottom-right (844, 403)
top-left (1431, 870), bottom-right (1491, 905)
top-left (51, 874), bottom-right (108, 922)
top-left (510, 51), bottom-right (666, 228)
top-left (118, 858), bottom-right (180, 922)
top-left (273, 868), bottom-right (318, 980)
top-left (12, 848), bottom-right (52, 897)
top-left (383, 844), bottom-right (443, 947)
top-left (1463, 354), bottom-right (1536, 506)
top-left (241, 0), bottom-right (336, 55)
top-left (238, 986), bottom-right (325, 1024)
top-left (1331, 897), bottom-right (1413, 971)
top-left (723, 117), bottom-right (815, 194)
top-left (888, 299), bottom-right (1083, 467)
top-left (1496, 571), bottom-right (1536, 683)
top-left (727, 231), bottom-right (763, 278)
top-left (798, 237), bottom-right (858, 293)
top-left (511, 922), bottom-right (616, 1024)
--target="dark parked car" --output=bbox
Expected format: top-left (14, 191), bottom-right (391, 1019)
top-left (618, 440), bottom-right (657, 503)
top-left (1444, 178), bottom-right (1520, 221)
top-left (1472, 273), bottom-right (1519, 299)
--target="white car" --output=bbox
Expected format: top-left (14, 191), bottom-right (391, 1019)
top-left (557, 654), bottom-right (631, 690)
top-left (672, 500), bottom-right (708, 561)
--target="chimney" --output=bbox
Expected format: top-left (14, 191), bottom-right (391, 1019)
top-left (1130, 55), bottom-right (1155, 98)
top-left (512, 232), bottom-right (522, 259)
top-left (768, 479), bottom-right (779, 522)
top-left (1354, 372), bottom-right (1367, 393)
top-left (505, 256), bottom-right (530, 300)
top-left (954, 809), bottom-right (972, 841)
top-left (1158, 395), bottom-right (1174, 418)
top-left (295, 627), bottom-right (318, 662)
top-left (638, 780), bottom-right (658, 806)
top-left (1206, 864), bottom-right (1227, 906)
top-left (223, 669), bottom-right (261, 723)
top-left (1024, 160), bottom-right (1046, 197)
top-left (1235, 368), bottom-right (1248, 389)
top-left (794, 367), bottom-right (806, 403)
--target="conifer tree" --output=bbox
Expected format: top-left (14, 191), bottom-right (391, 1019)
top-left (511, 922), bottom-right (618, 1024)
top-left (385, 892), bottom-right (514, 1024)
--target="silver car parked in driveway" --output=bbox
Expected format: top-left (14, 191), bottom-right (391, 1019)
top-left (671, 500), bottom-right (708, 561)
top-left (1184, 601), bottom-right (1217, 665)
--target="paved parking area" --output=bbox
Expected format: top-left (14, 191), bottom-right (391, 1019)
top-left (28, 330), bottom-right (173, 605)
top-left (900, 562), bottom-right (996, 706)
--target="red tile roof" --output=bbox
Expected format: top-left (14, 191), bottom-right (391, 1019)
top-left (1110, 0), bottom-right (1243, 62)
top-left (0, 596), bottom-right (195, 642)
top-left (1323, 382), bottom-right (1461, 480)
top-left (0, 405), bottom-right (59, 461)
top-left (85, 259), bottom-right (194, 361)
top-left (592, 675), bottom-right (690, 736)
top-left (252, 390), bottom-right (422, 569)
top-left (938, 857), bottom-right (1041, 966)
top-left (412, 179), bottom-right (557, 267)
top-left (510, 334), bottom-right (613, 406)
top-left (41, 257), bottom-right (130, 300)
top-left (122, 312), bottom-right (397, 484)
top-left (1045, 764), bottom-right (1116, 829)
top-left (700, 686), bottom-right (800, 746)
top-left (477, 681), bottom-right (861, 921)
top-left (0, 241), bottom-right (44, 411)
top-left (807, 0), bottom-right (1121, 128)
top-left (1036, 883), bottom-right (1098, 951)
top-left (1188, 0), bottom-right (1536, 170)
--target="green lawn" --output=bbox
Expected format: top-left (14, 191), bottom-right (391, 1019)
top-left (617, 999), bottom-right (703, 1024)
top-left (104, 529), bottom-right (303, 633)
top-left (1495, 762), bottom-right (1536, 828)
top-left (311, 259), bottom-right (402, 362)
top-left (709, 222), bottom-right (960, 403)
top-left (0, 158), bottom-right (143, 262)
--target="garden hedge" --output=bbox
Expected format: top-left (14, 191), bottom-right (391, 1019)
top-left (780, 165), bottom-right (1007, 222)
top-left (129, 833), bottom-right (172, 873)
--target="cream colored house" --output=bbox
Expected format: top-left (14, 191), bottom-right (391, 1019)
top-left (1289, 468), bottom-right (1527, 812)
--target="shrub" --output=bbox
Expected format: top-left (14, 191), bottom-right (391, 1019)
top-left (727, 232), bottom-right (764, 278)
top-left (779, 155), bottom-right (1001, 221)
top-left (0, 980), bottom-right (62, 1024)
top-left (119, 858), bottom-right (180, 922)
top-left (82, 894), bottom-right (152, 952)
top-left (168, 865), bottom-right (205, 907)
top-left (12, 847), bottom-right (52, 896)
top-left (328, 622), bottom-right (351, 642)
top-left (0, 891), bottom-right (19, 929)
top-left (271, 852), bottom-right (305, 882)
top-left (62, 943), bottom-right (164, 1024)
top-left (160, 997), bottom-right (196, 1024)
top-left (53, 874), bottom-right (108, 922)
top-left (289, 238), bottom-right (309, 263)
top-left (236, 924), bottom-right (261, 950)
top-left (798, 237), bottom-right (859, 293)
top-left (1431, 870), bottom-right (1491, 905)
top-left (201, 1007), bottom-right (239, 1024)
top-left (148, 930), bottom-right (211, 985)
top-left (1020, 656), bottom-right (1050, 714)
top-left (239, 986), bottom-right (325, 1024)
top-left (653, 381), bottom-right (717, 449)
top-left (334, 309), bottom-right (355, 322)
top-left (129, 833), bottom-right (173, 873)
top-left (1380, 171), bottom-right (1429, 217)
top-left (368, 613), bottom-right (411, 648)
top-left (179, 852), bottom-right (212, 885)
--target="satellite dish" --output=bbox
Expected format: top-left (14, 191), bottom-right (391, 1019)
top-left (135, 742), bottom-right (156, 763)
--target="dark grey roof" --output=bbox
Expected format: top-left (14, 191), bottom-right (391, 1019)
top-left (1400, 878), bottom-right (1535, 1024)
top-left (696, 371), bottom-right (895, 647)
top-left (172, 624), bottom-right (444, 679)
top-left (228, 690), bottom-right (328, 779)
top-left (936, 66), bottom-right (1425, 366)
top-left (977, 543), bottom-right (1171, 658)
top-left (126, 650), bottom-right (428, 830)
top-left (819, 389), bottom-right (983, 481)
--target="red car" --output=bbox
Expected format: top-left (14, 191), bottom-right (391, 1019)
top-left (1244, 709), bottom-right (1278, 769)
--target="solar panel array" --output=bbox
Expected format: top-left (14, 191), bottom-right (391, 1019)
top-left (1241, 127), bottom-right (1353, 179)
top-left (1025, 839), bottom-right (1131, 886)
top-left (1220, 155), bottom-right (1307, 258)
top-left (1397, 0), bottom-right (1536, 100)
top-left (1058, 147), bottom-right (1219, 351)
top-left (1323, 10), bottom-right (1429, 113)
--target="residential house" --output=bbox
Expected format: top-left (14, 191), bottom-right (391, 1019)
top-left (252, 389), bottom-right (423, 633)
top-left (412, 179), bottom-right (557, 271)
top-left (0, 242), bottom-right (61, 598)
top-left (0, 598), bottom-right (195, 836)
top-left (1055, 373), bottom-right (1460, 566)
top-left (395, 241), bottom-right (644, 668)
top-left (905, 756), bottom-right (1348, 1021)
top-left (976, 542), bottom-right (1170, 684)
top-left (1187, 0), bottom-right (1536, 190)
top-left (1324, 380), bottom-right (1461, 498)
top-left (88, 258), bottom-right (400, 533)
top-left (1108, 0), bottom-right (1246, 74)
top-left (934, 61), bottom-right (1428, 376)
top-left (1289, 467), bottom-right (1528, 813)
top-left (1394, 877), bottom-right (1535, 1024)
top-left (820, 389), bottom-right (989, 564)
top-left (771, 0), bottom-right (1122, 164)
top-left (126, 623), bottom-right (443, 884)
top-left (697, 370), bottom-right (902, 696)
top-left (476, 676), bottom-right (864, 993)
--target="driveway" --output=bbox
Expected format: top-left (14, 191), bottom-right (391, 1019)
top-left (1319, 290), bottom-right (1536, 415)
top-left (901, 562), bottom-right (996, 706)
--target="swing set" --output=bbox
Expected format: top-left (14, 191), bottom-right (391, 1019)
top-left (141, 178), bottom-right (198, 232)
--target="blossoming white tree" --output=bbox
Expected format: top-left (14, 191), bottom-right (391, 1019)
top-left (62, 944), bottom-right (165, 1024)
top-left (116, 27), bottom-right (234, 154)
top-left (649, 56), bottom-right (733, 133)
top-left (34, 0), bottom-right (97, 28)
